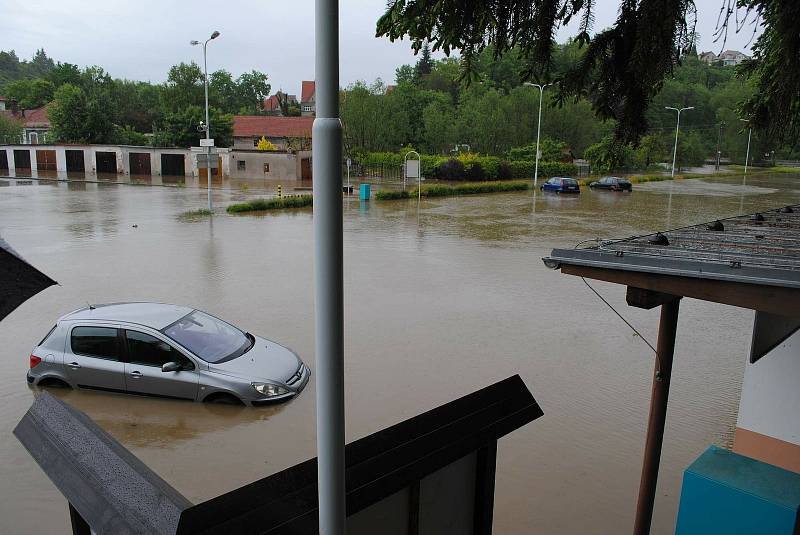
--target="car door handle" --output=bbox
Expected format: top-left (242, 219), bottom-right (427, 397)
top-left (68, 362), bottom-right (81, 369)
top-left (130, 371), bottom-right (142, 378)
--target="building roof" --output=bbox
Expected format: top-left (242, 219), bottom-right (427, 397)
top-left (544, 205), bottom-right (800, 316)
top-left (301, 80), bottom-right (315, 103)
top-left (0, 95), bottom-right (5, 102)
top-left (0, 105), bottom-right (50, 128)
top-left (233, 115), bottom-right (314, 138)
top-left (62, 302), bottom-right (193, 330)
top-left (23, 105), bottom-right (50, 128)
top-left (264, 94), bottom-right (280, 112)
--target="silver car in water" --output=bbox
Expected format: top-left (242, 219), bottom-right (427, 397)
top-left (27, 303), bottom-right (310, 406)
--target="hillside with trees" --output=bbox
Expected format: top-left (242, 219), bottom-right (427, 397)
top-left (0, 49), bottom-right (271, 147)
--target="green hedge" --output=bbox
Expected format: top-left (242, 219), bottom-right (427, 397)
top-left (360, 152), bottom-right (576, 181)
top-left (226, 195), bottom-right (313, 213)
top-left (375, 189), bottom-right (410, 200)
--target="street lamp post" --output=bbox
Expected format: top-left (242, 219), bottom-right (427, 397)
top-left (715, 121), bottom-right (726, 171)
top-left (665, 106), bottom-right (694, 178)
top-left (191, 30), bottom-right (220, 210)
top-left (524, 82), bottom-right (552, 188)
top-left (740, 119), bottom-right (752, 177)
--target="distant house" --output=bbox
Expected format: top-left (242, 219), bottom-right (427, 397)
top-left (232, 115), bottom-right (314, 150)
top-left (700, 50), bottom-right (749, 66)
top-left (300, 81), bottom-right (315, 116)
top-left (0, 102), bottom-right (51, 144)
top-left (0, 96), bottom-right (6, 111)
top-left (263, 91), bottom-right (298, 116)
top-left (718, 50), bottom-right (749, 66)
top-left (385, 85), bottom-right (396, 95)
top-left (698, 51), bottom-right (717, 64)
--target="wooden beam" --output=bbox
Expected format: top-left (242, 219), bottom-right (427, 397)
top-left (562, 264), bottom-right (800, 317)
top-left (626, 287), bottom-right (680, 310)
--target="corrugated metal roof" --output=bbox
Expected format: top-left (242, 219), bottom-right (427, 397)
top-left (545, 205), bottom-right (800, 289)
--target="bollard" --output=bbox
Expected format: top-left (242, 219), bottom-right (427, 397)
top-left (277, 184), bottom-right (282, 198)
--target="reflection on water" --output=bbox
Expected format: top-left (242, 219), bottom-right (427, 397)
top-left (0, 172), bottom-right (798, 534)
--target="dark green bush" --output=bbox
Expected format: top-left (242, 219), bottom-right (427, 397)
top-left (497, 161), bottom-right (513, 180)
top-left (435, 158), bottom-right (466, 180)
top-left (466, 162), bottom-right (484, 181)
top-left (375, 189), bottom-right (410, 200)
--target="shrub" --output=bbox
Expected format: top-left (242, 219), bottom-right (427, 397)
top-left (466, 162), bottom-right (485, 181)
top-left (375, 189), bottom-right (410, 200)
top-left (226, 195), bottom-right (313, 213)
top-left (409, 180), bottom-right (531, 198)
top-left (435, 158), bottom-right (466, 180)
top-left (497, 161), bottom-right (513, 180)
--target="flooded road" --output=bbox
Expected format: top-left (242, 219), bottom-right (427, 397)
top-left (1, 172), bottom-right (798, 534)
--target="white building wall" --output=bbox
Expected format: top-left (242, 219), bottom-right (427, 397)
top-left (736, 329), bottom-right (800, 446)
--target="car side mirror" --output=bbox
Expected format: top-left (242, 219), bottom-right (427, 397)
top-left (162, 362), bottom-right (182, 373)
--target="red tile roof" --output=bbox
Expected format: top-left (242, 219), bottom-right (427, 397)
top-left (233, 116), bottom-right (314, 138)
top-left (0, 105), bottom-right (50, 127)
top-left (23, 105), bottom-right (50, 128)
top-left (301, 81), bottom-right (315, 103)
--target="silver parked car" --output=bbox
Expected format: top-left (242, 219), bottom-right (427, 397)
top-left (27, 303), bottom-right (310, 406)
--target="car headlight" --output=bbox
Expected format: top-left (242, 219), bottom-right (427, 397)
top-left (252, 382), bottom-right (288, 397)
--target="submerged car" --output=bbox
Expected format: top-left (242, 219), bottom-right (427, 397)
top-left (27, 303), bottom-right (310, 406)
top-left (589, 176), bottom-right (633, 192)
top-left (540, 177), bottom-right (580, 193)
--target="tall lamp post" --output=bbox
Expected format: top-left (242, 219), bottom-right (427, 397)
top-left (524, 82), bottom-right (552, 188)
top-left (740, 118), bottom-right (752, 177)
top-left (191, 30), bottom-right (220, 210)
top-left (665, 106), bottom-right (694, 178)
top-left (715, 121), bottom-right (726, 171)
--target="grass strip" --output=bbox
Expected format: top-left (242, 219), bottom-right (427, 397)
top-left (226, 195), bottom-right (313, 213)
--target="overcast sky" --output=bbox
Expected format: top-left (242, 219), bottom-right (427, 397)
top-left (2, 0), bottom-right (761, 96)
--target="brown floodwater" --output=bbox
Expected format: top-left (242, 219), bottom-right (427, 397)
top-left (1, 172), bottom-right (798, 534)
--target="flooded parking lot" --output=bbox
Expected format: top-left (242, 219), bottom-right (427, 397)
top-left (1, 172), bottom-right (798, 533)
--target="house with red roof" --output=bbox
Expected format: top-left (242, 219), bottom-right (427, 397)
top-left (232, 115), bottom-right (314, 151)
top-left (300, 81), bottom-right (315, 116)
top-left (0, 96), bottom-right (7, 112)
top-left (0, 102), bottom-right (51, 144)
top-left (263, 91), bottom-right (298, 116)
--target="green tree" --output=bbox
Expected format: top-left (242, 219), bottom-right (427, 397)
top-left (49, 83), bottom-right (89, 142)
top-left (236, 70), bottom-right (271, 114)
top-left (414, 42), bottom-right (433, 82)
top-left (0, 113), bottom-right (22, 144)
top-left (163, 62), bottom-right (204, 112)
top-left (2, 78), bottom-right (55, 108)
top-left (209, 70), bottom-right (241, 114)
top-left (158, 105), bottom-right (233, 148)
top-left (376, 0), bottom-right (797, 147)
top-left (46, 62), bottom-right (82, 88)
top-left (395, 64), bottom-right (415, 85)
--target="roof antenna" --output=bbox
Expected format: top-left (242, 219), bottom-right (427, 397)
top-left (87, 302), bottom-right (95, 310)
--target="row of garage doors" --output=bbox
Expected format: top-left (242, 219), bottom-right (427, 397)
top-left (0, 150), bottom-right (186, 176)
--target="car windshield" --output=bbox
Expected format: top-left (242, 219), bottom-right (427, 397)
top-left (163, 310), bottom-right (252, 363)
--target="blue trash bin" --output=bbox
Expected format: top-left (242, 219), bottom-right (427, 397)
top-left (359, 183), bottom-right (371, 201)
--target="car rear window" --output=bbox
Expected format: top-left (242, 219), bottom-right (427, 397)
top-left (71, 326), bottom-right (119, 361)
top-left (563, 179), bottom-right (578, 186)
top-left (38, 325), bottom-right (57, 346)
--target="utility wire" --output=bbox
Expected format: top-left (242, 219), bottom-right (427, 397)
top-left (574, 239), bottom-right (662, 375)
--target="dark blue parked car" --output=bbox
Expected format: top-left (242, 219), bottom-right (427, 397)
top-left (540, 177), bottom-right (580, 194)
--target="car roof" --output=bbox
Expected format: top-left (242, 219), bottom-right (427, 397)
top-left (60, 302), bottom-right (194, 330)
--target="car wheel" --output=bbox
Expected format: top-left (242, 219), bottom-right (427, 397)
top-left (204, 393), bottom-right (244, 405)
top-left (37, 377), bottom-right (71, 389)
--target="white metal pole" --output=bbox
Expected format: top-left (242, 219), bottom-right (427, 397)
top-left (314, 0), bottom-right (345, 532)
top-left (670, 109), bottom-right (680, 179)
top-left (203, 41), bottom-right (212, 210)
top-left (744, 127), bottom-right (752, 177)
top-left (533, 84), bottom-right (547, 188)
